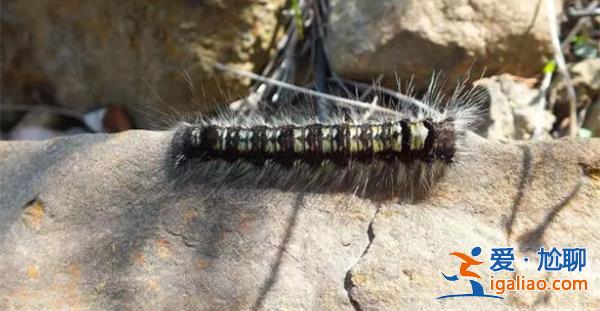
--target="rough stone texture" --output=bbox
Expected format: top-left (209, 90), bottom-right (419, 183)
top-left (571, 59), bottom-right (600, 93)
top-left (326, 0), bottom-right (559, 87)
top-left (1, 130), bottom-right (599, 309)
top-left (0, 131), bottom-right (376, 309)
top-left (349, 137), bottom-right (600, 309)
top-left (585, 98), bottom-right (600, 137)
top-left (475, 74), bottom-right (556, 140)
top-left (572, 59), bottom-right (600, 136)
top-left (1, 0), bottom-right (284, 128)
top-left (543, 58), bottom-right (600, 137)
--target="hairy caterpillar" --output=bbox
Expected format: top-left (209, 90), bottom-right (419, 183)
top-left (169, 75), bottom-right (483, 201)
top-left (176, 118), bottom-right (454, 166)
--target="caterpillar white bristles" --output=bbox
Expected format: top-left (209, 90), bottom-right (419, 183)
top-left (169, 70), bottom-right (484, 202)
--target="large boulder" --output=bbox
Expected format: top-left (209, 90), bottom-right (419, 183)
top-left (1, 1), bottom-right (284, 128)
top-left (326, 0), bottom-right (560, 87)
top-left (0, 130), bottom-right (599, 309)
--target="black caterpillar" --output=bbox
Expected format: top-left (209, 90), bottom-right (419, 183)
top-left (174, 119), bottom-right (456, 167)
top-left (168, 68), bottom-right (484, 201)
top-left (169, 102), bottom-right (477, 201)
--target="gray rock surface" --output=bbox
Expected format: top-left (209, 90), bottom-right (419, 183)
top-left (572, 59), bottom-right (600, 136)
top-left (1, 0), bottom-right (283, 128)
top-left (585, 98), bottom-right (600, 137)
top-left (326, 0), bottom-right (559, 87)
top-left (1, 130), bottom-right (599, 309)
top-left (571, 58), bottom-right (600, 93)
top-left (475, 74), bottom-right (556, 140)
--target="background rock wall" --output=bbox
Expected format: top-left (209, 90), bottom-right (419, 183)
top-left (2, 0), bottom-right (598, 140)
top-left (1, 0), bottom-right (284, 128)
top-left (326, 0), bottom-right (559, 86)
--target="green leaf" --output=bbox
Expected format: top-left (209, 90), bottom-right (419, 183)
top-left (543, 60), bottom-right (556, 74)
top-left (571, 35), bottom-right (587, 44)
top-left (291, 0), bottom-right (304, 39)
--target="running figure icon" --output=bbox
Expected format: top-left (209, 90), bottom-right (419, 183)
top-left (437, 246), bottom-right (503, 299)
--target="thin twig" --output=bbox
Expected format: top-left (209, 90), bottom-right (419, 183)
top-left (561, 1), bottom-right (598, 50)
top-left (533, 69), bottom-right (554, 139)
top-left (546, 0), bottom-right (578, 137)
top-left (567, 2), bottom-right (600, 17)
top-left (215, 63), bottom-right (405, 117)
top-left (329, 77), bottom-right (441, 117)
top-left (361, 96), bottom-right (380, 121)
top-left (358, 75), bottom-right (384, 102)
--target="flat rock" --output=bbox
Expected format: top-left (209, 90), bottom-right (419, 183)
top-left (0, 130), bottom-right (599, 309)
